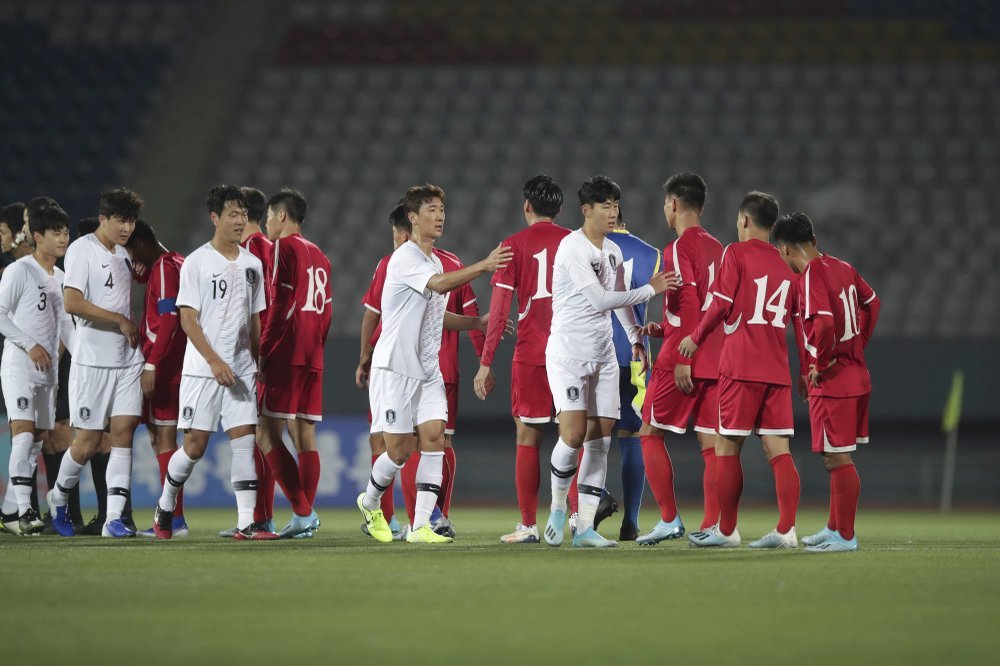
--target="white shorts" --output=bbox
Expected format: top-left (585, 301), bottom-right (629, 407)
top-left (2, 375), bottom-right (56, 430)
top-left (369, 368), bottom-right (447, 434)
top-left (178, 373), bottom-right (258, 433)
top-left (545, 355), bottom-right (620, 420)
top-left (69, 362), bottom-right (143, 429)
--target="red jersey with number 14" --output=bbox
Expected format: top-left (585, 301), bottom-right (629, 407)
top-left (692, 238), bottom-right (797, 386)
top-left (487, 220), bottom-right (571, 366)
top-left (260, 233), bottom-right (331, 370)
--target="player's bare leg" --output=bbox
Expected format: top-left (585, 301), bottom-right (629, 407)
top-left (257, 413), bottom-right (316, 538)
top-left (806, 452), bottom-right (860, 552)
top-left (748, 434), bottom-right (799, 548)
top-left (359, 431), bottom-right (417, 543)
top-left (501, 418), bottom-right (544, 543)
top-left (689, 433), bottom-right (744, 547)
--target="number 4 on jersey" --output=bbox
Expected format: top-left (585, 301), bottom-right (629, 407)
top-left (746, 276), bottom-right (790, 328)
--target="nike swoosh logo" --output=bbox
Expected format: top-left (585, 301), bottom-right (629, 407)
top-left (38, 285), bottom-right (45, 289)
top-left (101, 264), bottom-right (110, 268)
top-left (723, 313), bottom-right (742, 335)
top-left (213, 272), bottom-right (223, 277)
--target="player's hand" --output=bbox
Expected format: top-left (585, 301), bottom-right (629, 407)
top-left (117, 316), bottom-right (139, 348)
top-left (632, 343), bottom-right (648, 374)
top-left (639, 322), bottom-right (663, 338)
top-left (141, 368), bottom-right (156, 398)
top-left (474, 365), bottom-right (495, 400)
top-left (481, 243), bottom-right (514, 272)
top-left (808, 363), bottom-right (822, 389)
top-left (27, 344), bottom-right (52, 373)
top-left (648, 271), bottom-right (682, 295)
top-left (132, 262), bottom-right (148, 280)
top-left (797, 375), bottom-right (809, 401)
top-left (255, 357), bottom-right (267, 385)
top-left (209, 357), bottom-right (237, 387)
top-left (674, 362), bottom-right (694, 394)
top-left (355, 354), bottom-right (371, 389)
top-left (678, 335), bottom-right (698, 359)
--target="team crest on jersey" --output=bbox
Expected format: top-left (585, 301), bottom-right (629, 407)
top-left (245, 268), bottom-right (258, 286)
top-left (566, 387), bottom-right (580, 401)
top-left (385, 409), bottom-right (396, 425)
top-left (17, 397), bottom-right (28, 410)
top-left (79, 407), bottom-right (91, 421)
top-left (183, 406), bottom-right (194, 420)
top-left (609, 254), bottom-right (617, 271)
top-left (591, 260), bottom-right (602, 275)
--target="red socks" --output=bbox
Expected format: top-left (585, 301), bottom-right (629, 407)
top-left (265, 446), bottom-right (311, 516)
top-left (157, 451), bottom-right (183, 517)
top-left (827, 472), bottom-right (838, 531)
top-left (716, 454), bottom-right (743, 536)
top-left (639, 434), bottom-right (678, 522)
top-left (769, 453), bottom-right (800, 535)
top-left (567, 449), bottom-right (583, 514)
top-left (515, 445), bottom-right (540, 527)
top-left (440, 447), bottom-right (457, 517)
top-left (373, 454), bottom-right (395, 521)
top-left (700, 447), bottom-right (719, 530)
top-left (401, 451), bottom-right (420, 527)
top-left (298, 450), bottom-right (320, 507)
top-left (831, 463), bottom-right (860, 540)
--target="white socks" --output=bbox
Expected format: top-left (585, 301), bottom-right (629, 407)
top-left (7, 432), bottom-right (33, 514)
top-left (51, 449), bottom-right (85, 507)
top-left (230, 435), bottom-right (257, 530)
top-left (159, 448), bottom-right (197, 512)
top-left (576, 437), bottom-right (611, 533)
top-left (363, 452), bottom-right (402, 511)
top-left (105, 447), bottom-right (132, 521)
top-left (413, 451), bottom-right (444, 530)
top-left (550, 438), bottom-right (579, 512)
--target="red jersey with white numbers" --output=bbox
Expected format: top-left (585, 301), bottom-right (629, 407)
top-left (260, 233), bottom-right (331, 370)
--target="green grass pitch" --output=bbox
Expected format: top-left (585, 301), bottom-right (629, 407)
top-left (2, 507), bottom-right (998, 666)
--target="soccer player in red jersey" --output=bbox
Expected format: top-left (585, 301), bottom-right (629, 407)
top-left (774, 212), bottom-right (880, 552)
top-left (634, 173), bottom-right (725, 545)
top-left (680, 191), bottom-right (802, 549)
top-left (257, 188), bottom-right (328, 538)
top-left (473, 175), bottom-right (571, 544)
top-left (125, 220), bottom-right (191, 537)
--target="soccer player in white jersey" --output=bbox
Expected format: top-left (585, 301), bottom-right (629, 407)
top-left (151, 185), bottom-right (275, 540)
top-left (48, 188), bottom-right (145, 538)
top-left (543, 176), bottom-right (678, 548)
top-left (0, 203), bottom-right (75, 535)
top-left (357, 184), bottom-right (512, 544)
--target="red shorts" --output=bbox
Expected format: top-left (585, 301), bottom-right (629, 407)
top-left (641, 366), bottom-right (718, 435)
top-left (809, 393), bottom-right (869, 454)
top-left (510, 362), bottom-right (554, 424)
top-left (142, 373), bottom-right (181, 426)
top-left (445, 381), bottom-right (458, 435)
top-left (717, 375), bottom-right (794, 437)
top-left (261, 365), bottom-right (323, 422)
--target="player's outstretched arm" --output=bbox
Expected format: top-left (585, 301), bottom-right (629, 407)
top-left (426, 243), bottom-right (513, 294)
top-left (63, 287), bottom-right (139, 348)
top-left (179, 306), bottom-right (235, 387)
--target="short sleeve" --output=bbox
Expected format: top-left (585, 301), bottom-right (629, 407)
top-left (712, 245), bottom-right (740, 303)
top-left (394, 248), bottom-right (437, 297)
top-left (175, 255), bottom-right (201, 311)
top-left (804, 262), bottom-right (833, 319)
top-left (62, 240), bottom-right (88, 293)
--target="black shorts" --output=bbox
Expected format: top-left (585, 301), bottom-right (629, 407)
top-left (55, 352), bottom-right (71, 422)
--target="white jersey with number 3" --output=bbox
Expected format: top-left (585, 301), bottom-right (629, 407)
top-left (63, 233), bottom-right (142, 368)
top-left (176, 243), bottom-right (266, 378)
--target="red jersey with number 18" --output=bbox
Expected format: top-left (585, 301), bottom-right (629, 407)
top-left (260, 233), bottom-right (331, 370)
top-left (692, 238), bottom-right (797, 386)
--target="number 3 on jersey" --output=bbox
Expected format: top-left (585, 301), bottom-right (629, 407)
top-left (746, 276), bottom-right (790, 328)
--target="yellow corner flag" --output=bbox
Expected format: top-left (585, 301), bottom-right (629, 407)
top-left (942, 370), bottom-right (964, 433)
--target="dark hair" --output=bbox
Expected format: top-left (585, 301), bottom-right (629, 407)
top-left (241, 187), bottom-right (267, 222)
top-left (578, 175), bottom-right (621, 207)
top-left (30, 204), bottom-right (70, 238)
top-left (739, 191), bottom-right (779, 230)
top-left (26, 197), bottom-right (59, 224)
top-left (124, 218), bottom-right (157, 249)
top-left (78, 217), bottom-right (99, 236)
top-left (1, 202), bottom-right (26, 232)
top-left (403, 184), bottom-right (445, 217)
top-left (266, 187), bottom-right (307, 224)
top-left (523, 174), bottom-right (562, 218)
top-left (617, 202), bottom-right (625, 226)
top-left (389, 199), bottom-right (411, 233)
top-left (663, 173), bottom-right (707, 210)
top-left (772, 212), bottom-right (815, 246)
top-left (99, 187), bottom-right (143, 221)
top-left (207, 184), bottom-right (248, 216)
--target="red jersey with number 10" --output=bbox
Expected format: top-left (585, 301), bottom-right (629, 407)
top-left (260, 233), bottom-right (331, 370)
top-left (692, 238), bottom-right (797, 386)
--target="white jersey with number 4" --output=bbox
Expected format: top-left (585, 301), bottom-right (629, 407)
top-left (63, 233), bottom-right (142, 368)
top-left (371, 240), bottom-right (446, 380)
top-left (176, 243), bottom-right (266, 379)
top-left (0, 255), bottom-right (75, 386)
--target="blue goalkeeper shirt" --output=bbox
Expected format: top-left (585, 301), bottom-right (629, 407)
top-left (609, 229), bottom-right (661, 367)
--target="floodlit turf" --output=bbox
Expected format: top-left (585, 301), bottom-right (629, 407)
top-left (2, 507), bottom-right (998, 666)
